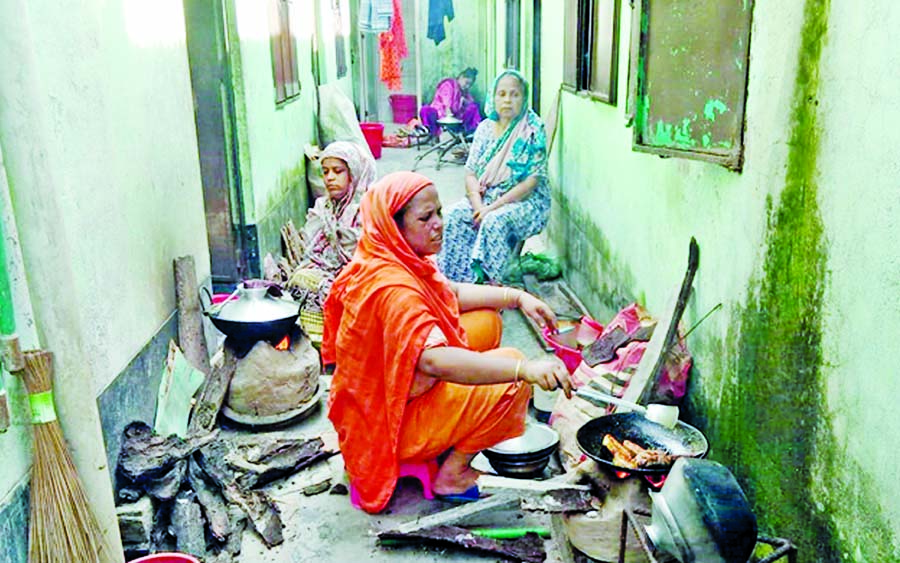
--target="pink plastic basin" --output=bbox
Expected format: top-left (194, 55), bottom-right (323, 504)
top-left (543, 316), bottom-right (604, 374)
top-left (129, 554), bottom-right (201, 563)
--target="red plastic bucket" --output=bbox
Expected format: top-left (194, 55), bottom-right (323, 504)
top-left (360, 122), bottom-right (384, 159)
top-left (389, 94), bottom-right (418, 124)
top-left (128, 553), bottom-right (201, 563)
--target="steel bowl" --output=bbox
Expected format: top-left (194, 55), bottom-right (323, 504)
top-left (483, 422), bottom-right (559, 478)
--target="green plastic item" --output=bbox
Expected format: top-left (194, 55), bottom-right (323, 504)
top-left (504, 252), bottom-right (562, 284)
top-left (469, 527), bottom-right (551, 539)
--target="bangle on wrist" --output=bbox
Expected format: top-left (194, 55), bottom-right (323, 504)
top-left (514, 359), bottom-right (523, 383)
top-left (502, 287), bottom-right (510, 308)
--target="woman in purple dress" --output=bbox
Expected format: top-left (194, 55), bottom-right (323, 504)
top-left (419, 67), bottom-right (483, 139)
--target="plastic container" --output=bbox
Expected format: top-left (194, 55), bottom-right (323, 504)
top-left (360, 122), bottom-right (384, 159)
top-left (389, 94), bottom-right (418, 124)
top-left (128, 553), bottom-right (201, 563)
top-left (542, 316), bottom-right (604, 373)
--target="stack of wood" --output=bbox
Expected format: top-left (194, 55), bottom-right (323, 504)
top-left (115, 421), bottom-right (334, 561)
top-left (262, 221), bottom-right (305, 290)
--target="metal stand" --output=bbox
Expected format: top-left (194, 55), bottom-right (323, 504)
top-left (412, 118), bottom-right (470, 171)
top-left (618, 507), bottom-right (798, 563)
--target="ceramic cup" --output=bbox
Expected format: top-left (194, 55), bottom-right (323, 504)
top-left (645, 404), bottom-right (679, 429)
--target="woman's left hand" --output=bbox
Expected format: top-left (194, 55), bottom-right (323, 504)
top-left (473, 202), bottom-right (499, 226)
top-left (517, 291), bottom-right (557, 332)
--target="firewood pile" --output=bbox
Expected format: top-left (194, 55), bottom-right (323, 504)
top-left (115, 421), bottom-right (335, 561)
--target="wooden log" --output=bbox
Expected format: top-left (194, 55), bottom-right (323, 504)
top-left (189, 457), bottom-right (231, 542)
top-left (197, 440), bottom-right (284, 547)
top-left (220, 482), bottom-right (283, 547)
top-left (189, 346), bottom-right (237, 433)
top-left (172, 490), bottom-right (207, 558)
top-left (116, 421), bottom-right (218, 485)
top-left (174, 255), bottom-right (211, 374)
top-left (116, 496), bottom-right (154, 553)
top-left (378, 525), bottom-right (546, 563)
top-left (144, 458), bottom-right (187, 502)
top-left (520, 489), bottom-right (596, 514)
top-left (231, 437), bottom-right (333, 489)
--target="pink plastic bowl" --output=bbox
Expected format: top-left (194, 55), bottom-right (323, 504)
top-left (543, 316), bottom-right (604, 374)
top-left (128, 554), bottom-right (201, 563)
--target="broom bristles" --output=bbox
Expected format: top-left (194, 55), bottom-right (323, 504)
top-left (22, 350), bottom-right (110, 563)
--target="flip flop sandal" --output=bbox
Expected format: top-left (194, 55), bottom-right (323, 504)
top-left (435, 485), bottom-right (481, 503)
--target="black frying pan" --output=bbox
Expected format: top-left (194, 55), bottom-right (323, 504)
top-left (576, 412), bottom-right (708, 476)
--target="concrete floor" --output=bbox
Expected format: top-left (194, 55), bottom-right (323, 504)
top-left (232, 133), bottom-right (566, 563)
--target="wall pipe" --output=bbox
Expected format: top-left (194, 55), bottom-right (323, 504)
top-left (0, 210), bottom-right (17, 431)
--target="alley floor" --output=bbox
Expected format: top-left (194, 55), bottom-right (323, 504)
top-left (227, 132), bottom-right (566, 563)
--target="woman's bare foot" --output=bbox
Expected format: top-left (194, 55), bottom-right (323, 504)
top-left (432, 449), bottom-right (481, 495)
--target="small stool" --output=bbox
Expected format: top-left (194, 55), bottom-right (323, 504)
top-left (349, 460), bottom-right (438, 510)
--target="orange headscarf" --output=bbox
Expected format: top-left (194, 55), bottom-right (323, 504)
top-left (323, 171), bottom-right (468, 512)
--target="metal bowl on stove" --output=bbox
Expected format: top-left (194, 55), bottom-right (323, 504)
top-left (483, 422), bottom-right (559, 478)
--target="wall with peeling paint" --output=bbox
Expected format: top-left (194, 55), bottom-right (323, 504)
top-left (541, 0), bottom-right (900, 560)
top-left (230, 0), bottom-right (327, 261)
top-left (0, 0), bottom-right (212, 555)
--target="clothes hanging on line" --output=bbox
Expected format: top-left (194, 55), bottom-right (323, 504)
top-left (359, 0), bottom-right (394, 33)
top-left (379, 0), bottom-right (407, 91)
top-left (427, 0), bottom-right (455, 45)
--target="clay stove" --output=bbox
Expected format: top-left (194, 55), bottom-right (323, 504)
top-left (218, 328), bottom-right (321, 427)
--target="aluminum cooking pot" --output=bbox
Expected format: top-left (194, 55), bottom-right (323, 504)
top-left (200, 283), bottom-right (300, 344)
top-left (576, 411), bottom-right (708, 477)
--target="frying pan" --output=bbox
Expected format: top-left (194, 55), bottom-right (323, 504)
top-left (576, 412), bottom-right (708, 476)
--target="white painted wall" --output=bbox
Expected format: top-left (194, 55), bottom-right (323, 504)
top-left (0, 0), bottom-right (210, 555)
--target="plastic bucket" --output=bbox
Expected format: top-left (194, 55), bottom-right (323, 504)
top-left (360, 122), bottom-right (384, 159)
top-left (389, 94), bottom-right (418, 124)
top-left (128, 553), bottom-right (201, 563)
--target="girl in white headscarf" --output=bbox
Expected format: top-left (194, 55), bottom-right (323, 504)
top-left (288, 141), bottom-right (376, 312)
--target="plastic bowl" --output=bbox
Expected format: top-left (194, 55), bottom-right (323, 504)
top-left (543, 316), bottom-right (604, 373)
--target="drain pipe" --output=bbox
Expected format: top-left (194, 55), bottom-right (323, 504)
top-left (0, 213), bottom-right (21, 432)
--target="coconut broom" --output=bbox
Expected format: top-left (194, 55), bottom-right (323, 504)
top-left (21, 349), bottom-right (108, 563)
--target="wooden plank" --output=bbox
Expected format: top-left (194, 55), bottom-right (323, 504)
top-left (549, 514), bottom-right (578, 563)
top-left (621, 238), bottom-right (698, 406)
top-left (388, 494), bottom-right (520, 535)
top-left (477, 475), bottom-right (591, 493)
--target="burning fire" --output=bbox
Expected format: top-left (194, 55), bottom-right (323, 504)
top-left (275, 334), bottom-right (291, 351)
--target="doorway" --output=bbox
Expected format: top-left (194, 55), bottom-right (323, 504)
top-left (183, 0), bottom-right (248, 286)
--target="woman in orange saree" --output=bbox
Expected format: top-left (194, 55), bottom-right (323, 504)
top-left (323, 171), bottom-right (572, 513)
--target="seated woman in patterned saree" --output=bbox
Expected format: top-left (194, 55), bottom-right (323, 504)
top-left (437, 69), bottom-right (549, 284)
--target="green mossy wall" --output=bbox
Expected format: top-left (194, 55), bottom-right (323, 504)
top-left (545, 0), bottom-right (900, 560)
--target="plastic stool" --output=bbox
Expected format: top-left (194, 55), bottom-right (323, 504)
top-left (349, 460), bottom-right (438, 509)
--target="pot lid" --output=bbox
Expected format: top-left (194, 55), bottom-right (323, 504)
top-left (212, 283), bottom-right (299, 323)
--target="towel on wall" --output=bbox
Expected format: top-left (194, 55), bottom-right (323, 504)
top-left (379, 0), bottom-right (408, 91)
top-left (427, 0), bottom-right (455, 45)
top-left (359, 0), bottom-right (393, 33)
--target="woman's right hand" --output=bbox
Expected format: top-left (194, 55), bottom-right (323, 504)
top-left (520, 357), bottom-right (573, 399)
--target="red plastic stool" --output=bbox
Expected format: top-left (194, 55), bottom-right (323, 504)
top-left (350, 460), bottom-right (438, 509)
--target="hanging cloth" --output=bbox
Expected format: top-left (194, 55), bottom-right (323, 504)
top-left (427, 0), bottom-right (455, 45)
top-left (359, 0), bottom-right (393, 33)
top-left (379, 0), bottom-right (408, 91)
